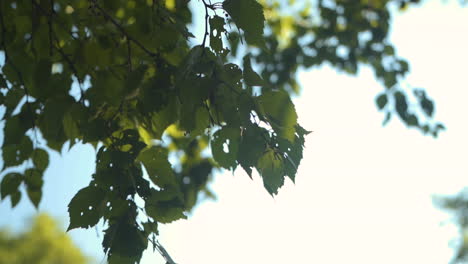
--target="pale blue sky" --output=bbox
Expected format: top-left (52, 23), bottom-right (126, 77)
top-left (1, 1), bottom-right (467, 264)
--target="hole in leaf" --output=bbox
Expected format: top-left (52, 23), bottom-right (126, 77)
top-left (183, 176), bottom-right (190, 184)
top-left (222, 139), bottom-right (230, 153)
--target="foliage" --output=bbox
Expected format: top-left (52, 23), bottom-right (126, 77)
top-left (0, 0), bottom-right (446, 263)
top-left (0, 213), bottom-right (90, 264)
top-left (435, 191), bottom-right (468, 264)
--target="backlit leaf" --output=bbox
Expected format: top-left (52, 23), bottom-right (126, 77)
top-left (138, 146), bottom-right (177, 187)
top-left (211, 127), bottom-right (240, 169)
top-left (223, 0), bottom-right (265, 46)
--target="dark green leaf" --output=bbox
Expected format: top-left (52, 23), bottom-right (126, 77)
top-left (243, 55), bottom-right (265, 86)
top-left (209, 16), bottom-right (226, 54)
top-left (237, 125), bottom-right (267, 176)
top-left (223, 0), bottom-right (265, 46)
top-left (2, 136), bottom-right (33, 167)
top-left (145, 189), bottom-right (187, 223)
top-left (103, 221), bottom-right (147, 258)
top-left (10, 190), bottom-right (21, 207)
top-left (376, 93), bottom-right (388, 110)
top-left (0, 173), bottom-right (23, 199)
top-left (24, 169), bottom-right (43, 208)
top-left (67, 185), bottom-right (105, 231)
top-left (32, 148), bottom-right (49, 172)
top-left (211, 127), bottom-right (240, 169)
top-left (138, 146), bottom-right (177, 187)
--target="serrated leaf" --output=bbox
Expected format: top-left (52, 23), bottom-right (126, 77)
top-left (145, 189), bottom-right (187, 223)
top-left (103, 222), bottom-right (147, 258)
top-left (237, 125), bottom-right (266, 176)
top-left (277, 124), bottom-right (309, 183)
top-left (211, 127), bottom-right (240, 169)
top-left (67, 185), bottom-right (105, 231)
top-left (376, 93), bottom-right (388, 110)
top-left (257, 91), bottom-right (298, 141)
top-left (32, 148), bottom-right (49, 171)
top-left (1, 173), bottom-right (23, 199)
top-left (223, 0), bottom-right (265, 46)
top-left (257, 148), bottom-right (284, 195)
top-left (243, 55), bottom-right (265, 86)
top-left (138, 146), bottom-right (176, 187)
top-left (24, 169), bottom-right (43, 208)
top-left (142, 221), bottom-right (159, 236)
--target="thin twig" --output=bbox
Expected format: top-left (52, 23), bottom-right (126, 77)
top-left (201, 0), bottom-right (210, 47)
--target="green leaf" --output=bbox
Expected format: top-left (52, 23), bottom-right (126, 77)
top-left (4, 116), bottom-right (26, 146)
top-left (277, 124), bottom-right (309, 183)
top-left (67, 185), bottom-right (106, 231)
top-left (257, 148), bottom-right (284, 195)
top-left (257, 91), bottom-right (298, 141)
top-left (83, 41), bottom-right (112, 67)
top-left (31, 59), bottom-right (52, 99)
top-left (376, 93), bottom-right (388, 110)
top-left (103, 222), bottom-right (147, 259)
top-left (211, 127), bottom-right (240, 169)
top-left (243, 55), bottom-right (265, 86)
top-left (10, 190), bottom-right (21, 207)
top-left (138, 146), bottom-right (177, 187)
top-left (62, 110), bottom-right (80, 141)
top-left (24, 169), bottom-right (43, 208)
top-left (3, 89), bottom-right (23, 118)
top-left (1, 173), bottom-right (23, 200)
top-left (32, 148), bottom-right (49, 171)
top-left (145, 189), bottom-right (187, 223)
top-left (209, 16), bottom-right (226, 54)
top-left (237, 125), bottom-right (267, 177)
top-left (223, 0), bottom-right (265, 46)
top-left (394, 91), bottom-right (408, 119)
top-left (2, 136), bottom-right (33, 167)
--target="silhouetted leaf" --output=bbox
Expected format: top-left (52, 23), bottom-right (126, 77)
top-left (0, 173), bottom-right (23, 200)
top-left (243, 55), bottom-right (265, 86)
top-left (24, 169), bottom-right (43, 208)
top-left (67, 185), bottom-right (105, 231)
top-left (376, 93), bottom-right (388, 110)
top-left (32, 148), bottom-right (49, 172)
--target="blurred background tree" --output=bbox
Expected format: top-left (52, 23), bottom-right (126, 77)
top-left (0, 213), bottom-right (91, 264)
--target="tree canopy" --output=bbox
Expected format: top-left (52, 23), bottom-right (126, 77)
top-left (0, 0), bottom-right (449, 263)
top-left (0, 213), bottom-right (90, 264)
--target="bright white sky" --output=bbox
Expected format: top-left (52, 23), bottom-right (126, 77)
top-left (0, 1), bottom-right (467, 264)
